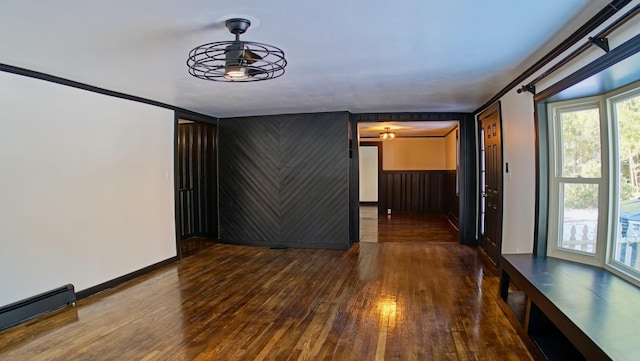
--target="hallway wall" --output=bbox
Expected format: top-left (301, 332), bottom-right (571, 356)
top-left (359, 145), bottom-right (379, 202)
top-left (382, 138), bottom-right (446, 170)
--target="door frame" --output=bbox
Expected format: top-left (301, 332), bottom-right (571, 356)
top-left (353, 113), bottom-right (476, 245)
top-left (173, 111), bottom-right (218, 260)
top-left (477, 102), bottom-right (504, 264)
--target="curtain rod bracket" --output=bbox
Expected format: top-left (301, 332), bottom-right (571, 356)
top-left (517, 85), bottom-right (536, 95)
top-left (589, 36), bottom-right (610, 52)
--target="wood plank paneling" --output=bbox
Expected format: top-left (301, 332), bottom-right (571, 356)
top-left (177, 123), bottom-right (217, 240)
top-left (443, 170), bottom-right (460, 226)
top-left (458, 113), bottom-right (478, 245)
top-left (352, 112), bottom-right (471, 122)
top-left (379, 170), bottom-right (457, 215)
top-left (279, 114), bottom-right (349, 247)
top-left (218, 117), bottom-right (281, 244)
top-left (348, 116), bottom-right (359, 243)
top-left (219, 112), bottom-right (351, 249)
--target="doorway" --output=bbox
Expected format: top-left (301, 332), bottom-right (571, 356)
top-left (176, 118), bottom-right (218, 258)
top-left (478, 102), bottom-right (503, 264)
top-left (357, 120), bottom-right (460, 242)
top-left (359, 142), bottom-right (381, 242)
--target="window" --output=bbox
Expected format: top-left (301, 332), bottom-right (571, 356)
top-left (547, 82), bottom-right (640, 284)
top-left (548, 98), bottom-right (607, 266)
top-left (609, 87), bottom-right (640, 278)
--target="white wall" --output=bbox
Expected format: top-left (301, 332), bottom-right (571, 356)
top-left (359, 146), bottom-right (378, 202)
top-left (0, 72), bottom-right (176, 306)
top-left (499, 90), bottom-right (536, 253)
top-left (383, 138), bottom-right (447, 170)
top-left (487, 3), bottom-right (640, 254)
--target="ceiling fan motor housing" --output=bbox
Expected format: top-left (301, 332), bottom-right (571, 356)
top-left (225, 18), bottom-right (251, 34)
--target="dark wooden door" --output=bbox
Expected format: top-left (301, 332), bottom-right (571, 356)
top-left (478, 103), bottom-right (503, 264)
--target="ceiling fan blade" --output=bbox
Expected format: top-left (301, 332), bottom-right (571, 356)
top-left (189, 19), bottom-right (227, 34)
top-left (247, 68), bottom-right (267, 77)
top-left (243, 49), bottom-right (263, 64)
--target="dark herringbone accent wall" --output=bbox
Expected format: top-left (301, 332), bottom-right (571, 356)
top-left (219, 112), bottom-right (351, 249)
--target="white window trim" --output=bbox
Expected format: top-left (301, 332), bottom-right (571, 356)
top-left (547, 96), bottom-right (608, 267)
top-left (604, 82), bottom-right (640, 287)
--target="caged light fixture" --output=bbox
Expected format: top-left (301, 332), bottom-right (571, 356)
top-left (379, 127), bottom-right (396, 140)
top-left (186, 18), bottom-right (287, 82)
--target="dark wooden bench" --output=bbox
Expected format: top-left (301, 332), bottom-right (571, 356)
top-left (498, 254), bottom-right (640, 361)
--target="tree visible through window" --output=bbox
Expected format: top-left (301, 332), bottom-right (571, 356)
top-left (613, 92), bottom-right (640, 271)
top-left (557, 106), bottom-right (601, 254)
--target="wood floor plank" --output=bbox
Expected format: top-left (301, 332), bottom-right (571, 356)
top-left (0, 212), bottom-right (531, 361)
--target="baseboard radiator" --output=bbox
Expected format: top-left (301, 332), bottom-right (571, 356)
top-left (0, 284), bottom-right (76, 331)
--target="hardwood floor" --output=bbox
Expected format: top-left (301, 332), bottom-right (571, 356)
top-left (0, 213), bottom-right (531, 360)
top-left (180, 236), bottom-right (217, 258)
top-left (360, 205), bottom-right (458, 243)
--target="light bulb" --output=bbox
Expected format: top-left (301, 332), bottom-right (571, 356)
top-left (224, 68), bottom-right (248, 80)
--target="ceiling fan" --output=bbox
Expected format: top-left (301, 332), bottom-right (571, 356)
top-left (186, 18), bottom-right (287, 82)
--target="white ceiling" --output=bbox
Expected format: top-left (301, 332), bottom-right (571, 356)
top-left (0, 0), bottom-right (610, 118)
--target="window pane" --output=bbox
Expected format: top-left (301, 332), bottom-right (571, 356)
top-left (560, 108), bottom-right (601, 177)
top-left (560, 183), bottom-right (598, 254)
top-left (613, 93), bottom-right (640, 271)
